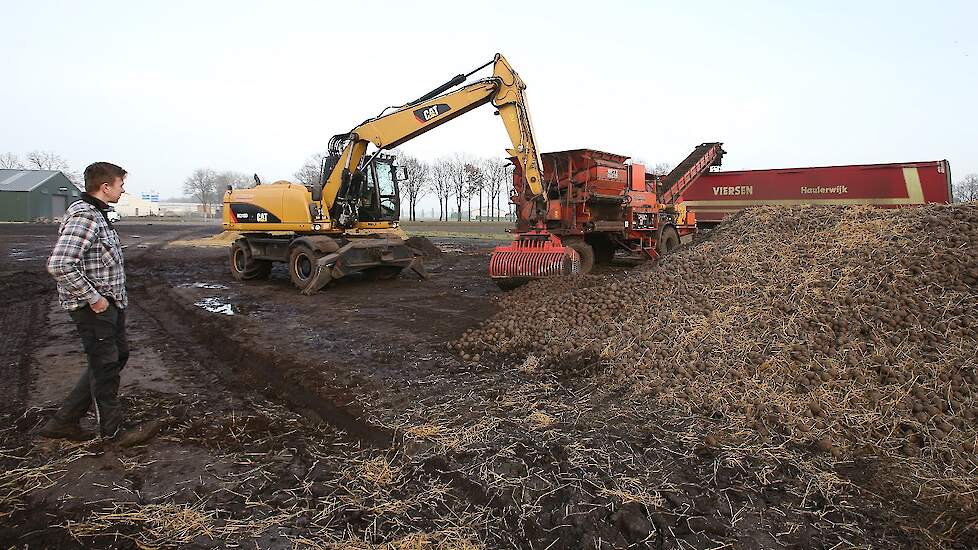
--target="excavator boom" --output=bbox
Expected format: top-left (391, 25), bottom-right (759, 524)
top-left (321, 54), bottom-right (547, 216)
top-left (223, 53), bottom-right (578, 294)
top-left (300, 54), bottom-right (575, 292)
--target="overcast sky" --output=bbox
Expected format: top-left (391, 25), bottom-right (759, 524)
top-left (2, 1), bottom-right (975, 211)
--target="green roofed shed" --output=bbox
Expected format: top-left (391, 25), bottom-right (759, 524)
top-left (0, 170), bottom-right (82, 222)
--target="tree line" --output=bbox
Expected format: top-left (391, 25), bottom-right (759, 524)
top-left (188, 151), bottom-right (978, 216)
top-left (955, 174), bottom-right (978, 203)
top-left (9, 149), bottom-right (973, 211)
top-left (292, 150), bottom-right (514, 222)
top-left (397, 151), bottom-right (513, 222)
top-left (1, 151), bottom-right (82, 185)
top-left (181, 169), bottom-right (252, 213)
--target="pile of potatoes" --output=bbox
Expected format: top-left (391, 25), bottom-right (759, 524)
top-left (457, 205), bottom-right (978, 493)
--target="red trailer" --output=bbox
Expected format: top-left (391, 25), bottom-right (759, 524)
top-left (680, 160), bottom-right (953, 227)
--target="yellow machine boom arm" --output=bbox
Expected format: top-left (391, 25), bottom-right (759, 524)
top-left (321, 54), bottom-right (546, 219)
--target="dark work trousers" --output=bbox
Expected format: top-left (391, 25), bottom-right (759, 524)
top-left (54, 302), bottom-right (130, 437)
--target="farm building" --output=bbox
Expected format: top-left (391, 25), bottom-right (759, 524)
top-left (157, 201), bottom-right (221, 218)
top-left (115, 192), bottom-right (158, 217)
top-left (0, 170), bottom-right (81, 222)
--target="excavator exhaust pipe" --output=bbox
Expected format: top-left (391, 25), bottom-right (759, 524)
top-left (489, 231), bottom-right (580, 289)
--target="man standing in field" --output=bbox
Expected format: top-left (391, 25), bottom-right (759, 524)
top-left (40, 162), bottom-right (135, 442)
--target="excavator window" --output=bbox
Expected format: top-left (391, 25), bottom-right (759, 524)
top-left (375, 160), bottom-right (399, 220)
top-left (358, 158), bottom-right (400, 222)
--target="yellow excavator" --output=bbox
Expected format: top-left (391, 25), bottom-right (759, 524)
top-left (222, 53), bottom-right (572, 294)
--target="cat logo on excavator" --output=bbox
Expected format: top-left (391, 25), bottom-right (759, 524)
top-left (414, 103), bottom-right (451, 123)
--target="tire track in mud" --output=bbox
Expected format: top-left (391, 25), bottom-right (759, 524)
top-left (0, 271), bottom-right (53, 414)
top-left (122, 235), bottom-right (529, 534)
top-left (125, 279), bottom-right (547, 542)
top-left (124, 236), bottom-right (394, 448)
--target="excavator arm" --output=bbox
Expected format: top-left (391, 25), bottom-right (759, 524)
top-left (297, 54), bottom-right (573, 293)
top-left (318, 54), bottom-right (546, 227)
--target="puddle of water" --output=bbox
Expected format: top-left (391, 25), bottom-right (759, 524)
top-left (180, 282), bottom-right (229, 289)
top-left (194, 297), bottom-right (234, 315)
top-left (9, 248), bottom-right (38, 261)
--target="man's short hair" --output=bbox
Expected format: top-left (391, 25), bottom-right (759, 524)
top-left (83, 162), bottom-right (127, 193)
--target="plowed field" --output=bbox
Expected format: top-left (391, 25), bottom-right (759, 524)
top-left (1, 216), bottom-right (974, 549)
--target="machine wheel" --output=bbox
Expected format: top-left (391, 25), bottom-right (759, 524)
top-left (566, 240), bottom-right (595, 275)
top-left (656, 226), bottom-right (681, 256)
top-left (288, 244), bottom-right (320, 290)
top-left (230, 239), bottom-right (271, 281)
top-left (591, 238), bottom-right (617, 265)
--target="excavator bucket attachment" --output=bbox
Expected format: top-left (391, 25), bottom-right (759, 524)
top-left (302, 259), bottom-right (335, 295)
top-left (489, 231), bottom-right (580, 289)
top-left (301, 237), bottom-right (424, 295)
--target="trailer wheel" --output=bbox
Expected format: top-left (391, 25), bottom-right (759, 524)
top-left (230, 239), bottom-right (271, 281)
top-left (288, 244), bottom-right (319, 289)
top-left (566, 240), bottom-right (595, 275)
top-left (656, 226), bottom-right (681, 256)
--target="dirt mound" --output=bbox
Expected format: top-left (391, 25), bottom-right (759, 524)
top-left (405, 236), bottom-right (443, 258)
top-left (169, 231), bottom-right (239, 248)
top-left (456, 205), bottom-right (978, 514)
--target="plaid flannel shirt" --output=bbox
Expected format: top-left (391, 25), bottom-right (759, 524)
top-left (47, 198), bottom-right (128, 311)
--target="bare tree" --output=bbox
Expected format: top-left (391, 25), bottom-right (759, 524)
top-left (294, 151), bottom-right (330, 187)
top-left (640, 162), bottom-right (672, 195)
top-left (481, 157), bottom-right (508, 221)
top-left (0, 152), bottom-right (23, 169)
top-left (448, 154), bottom-right (472, 222)
top-left (649, 162), bottom-right (672, 177)
top-left (954, 174), bottom-right (978, 203)
top-left (464, 162), bottom-right (483, 221)
top-left (24, 150), bottom-right (81, 186)
top-left (431, 157), bottom-right (453, 221)
top-left (26, 150), bottom-right (71, 171)
top-left (214, 170), bottom-right (251, 191)
top-left (183, 168), bottom-right (218, 215)
top-left (506, 162), bottom-right (516, 220)
top-left (398, 153), bottom-right (430, 221)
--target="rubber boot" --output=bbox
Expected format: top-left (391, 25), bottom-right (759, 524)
top-left (36, 417), bottom-right (94, 441)
top-left (108, 419), bottom-right (167, 448)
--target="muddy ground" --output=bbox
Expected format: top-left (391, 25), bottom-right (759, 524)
top-left (0, 222), bottom-right (972, 549)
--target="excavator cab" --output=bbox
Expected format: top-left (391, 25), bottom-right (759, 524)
top-left (358, 155), bottom-right (401, 223)
top-left (328, 154), bottom-right (403, 227)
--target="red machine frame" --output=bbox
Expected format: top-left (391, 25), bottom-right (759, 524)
top-left (490, 143), bottom-right (724, 284)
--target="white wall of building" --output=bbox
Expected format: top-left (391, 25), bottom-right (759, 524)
top-left (157, 202), bottom-right (220, 217)
top-left (115, 193), bottom-right (158, 217)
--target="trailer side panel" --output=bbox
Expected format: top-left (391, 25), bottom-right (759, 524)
top-left (681, 160), bottom-right (952, 226)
